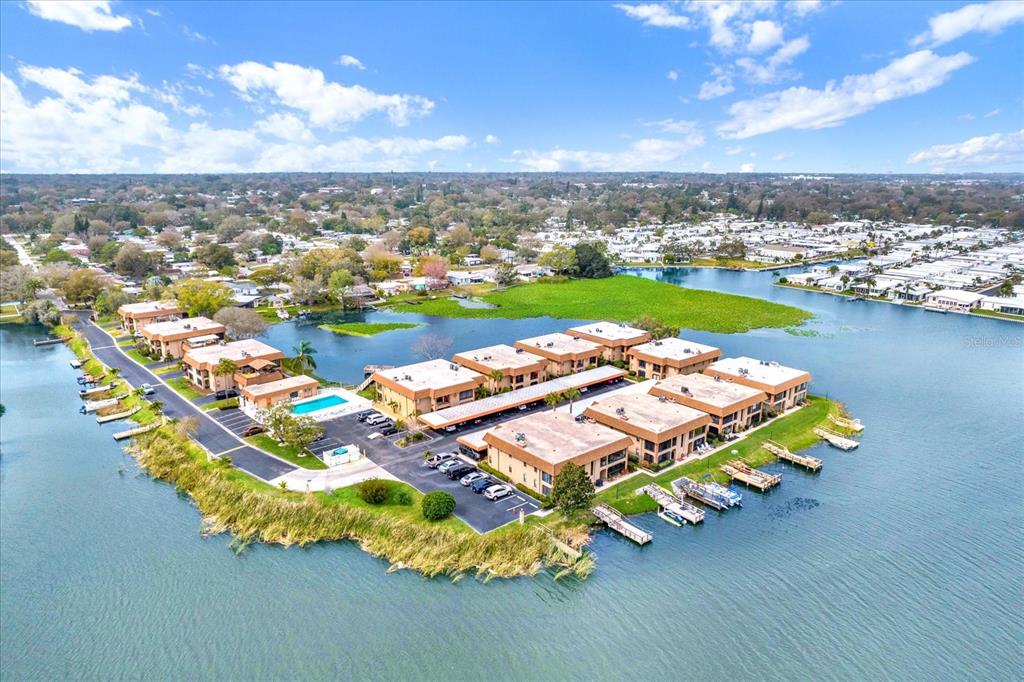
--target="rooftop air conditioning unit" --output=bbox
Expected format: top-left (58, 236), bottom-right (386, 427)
top-left (515, 348), bottom-right (523, 353)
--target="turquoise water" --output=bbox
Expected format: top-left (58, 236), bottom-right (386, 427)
top-left (2, 269), bottom-right (1022, 680)
top-left (291, 394), bottom-right (347, 414)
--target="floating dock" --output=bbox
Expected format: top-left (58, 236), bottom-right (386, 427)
top-left (641, 484), bottom-right (705, 524)
top-left (828, 414), bottom-right (864, 432)
top-left (69, 358), bottom-right (82, 369)
top-left (96, 406), bottom-right (141, 424)
top-left (762, 440), bottom-right (822, 471)
top-left (720, 460), bottom-right (782, 491)
top-left (671, 476), bottom-right (742, 510)
top-left (81, 397), bottom-right (120, 414)
top-left (113, 419), bottom-right (164, 441)
top-left (591, 504), bottom-right (652, 544)
top-left (34, 337), bottom-right (67, 346)
top-left (79, 382), bottom-right (116, 398)
top-left (814, 427), bottom-right (860, 450)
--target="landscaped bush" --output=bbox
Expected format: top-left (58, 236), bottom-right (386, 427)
top-left (421, 491), bottom-right (456, 521)
top-left (358, 479), bottom-right (391, 505)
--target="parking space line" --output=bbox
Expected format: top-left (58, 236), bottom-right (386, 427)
top-left (215, 445), bottom-right (246, 457)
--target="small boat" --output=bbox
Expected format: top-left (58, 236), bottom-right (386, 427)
top-left (80, 397), bottom-right (119, 414)
top-left (671, 476), bottom-right (742, 510)
top-left (79, 382), bottom-right (116, 397)
top-left (702, 475), bottom-right (744, 507)
top-left (69, 359), bottom-right (82, 369)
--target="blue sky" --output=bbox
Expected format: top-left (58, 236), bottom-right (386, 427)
top-left (1, 0), bottom-right (1021, 173)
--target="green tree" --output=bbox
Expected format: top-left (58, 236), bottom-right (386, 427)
top-left (544, 391), bottom-right (562, 409)
top-left (62, 269), bottom-right (109, 304)
top-left (573, 242), bottom-right (612, 279)
top-left (195, 243), bottom-right (236, 270)
top-left (493, 261), bottom-right (517, 287)
top-left (562, 387), bottom-right (581, 414)
top-left (292, 340), bottom-right (318, 372)
top-left (551, 462), bottom-right (595, 513)
top-left (421, 491), bottom-right (456, 521)
top-left (213, 358), bottom-right (238, 380)
top-left (171, 278), bottom-right (234, 317)
top-left (327, 269), bottom-right (356, 308)
top-left (538, 245), bottom-right (578, 276)
top-left (358, 479), bottom-right (391, 504)
top-left (281, 414), bottom-right (324, 455)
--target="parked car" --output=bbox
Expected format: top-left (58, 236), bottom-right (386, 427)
top-left (437, 459), bottom-right (465, 474)
top-left (484, 484), bottom-right (514, 501)
top-left (460, 471), bottom-right (487, 486)
top-left (240, 425), bottom-right (265, 437)
top-left (379, 426), bottom-right (398, 436)
top-left (214, 389), bottom-right (238, 400)
top-left (365, 414), bottom-right (390, 426)
top-left (425, 452), bottom-right (456, 469)
top-left (470, 477), bottom-right (497, 493)
top-left (446, 465), bottom-right (476, 480)
top-left (355, 410), bottom-right (375, 422)
top-left (139, 383), bottom-right (156, 396)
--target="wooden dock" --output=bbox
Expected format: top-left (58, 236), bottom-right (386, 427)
top-left (671, 477), bottom-right (727, 510)
top-left (814, 427), bottom-right (860, 450)
top-left (113, 418), bottom-right (164, 441)
top-left (720, 460), bottom-right (782, 491)
top-left (591, 504), bottom-right (652, 545)
top-left (79, 382), bottom-right (116, 398)
top-left (96, 406), bottom-right (141, 424)
top-left (34, 337), bottom-right (67, 346)
top-left (641, 484), bottom-right (705, 524)
top-left (762, 440), bottom-right (822, 471)
top-left (81, 397), bottom-right (120, 414)
top-left (829, 414), bottom-right (864, 432)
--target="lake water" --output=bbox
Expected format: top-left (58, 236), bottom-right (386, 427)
top-left (2, 269), bottom-right (1022, 680)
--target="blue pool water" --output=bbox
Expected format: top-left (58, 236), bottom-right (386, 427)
top-left (290, 394), bottom-right (346, 414)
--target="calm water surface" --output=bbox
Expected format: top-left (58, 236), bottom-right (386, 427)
top-left (2, 269), bottom-right (1022, 680)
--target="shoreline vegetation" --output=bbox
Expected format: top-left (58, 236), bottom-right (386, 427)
top-left (389, 275), bottom-right (811, 333)
top-left (317, 321), bottom-right (422, 337)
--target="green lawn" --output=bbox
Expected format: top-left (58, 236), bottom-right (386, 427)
top-left (201, 397), bottom-right (239, 411)
top-left (122, 347), bottom-right (157, 365)
top-left (167, 376), bottom-right (204, 401)
top-left (245, 434), bottom-right (328, 469)
top-left (971, 308), bottom-right (1024, 322)
top-left (152, 363), bottom-right (181, 376)
top-left (596, 396), bottom-right (838, 515)
top-left (390, 275), bottom-right (810, 333)
top-left (690, 257), bottom-right (782, 270)
top-left (318, 321), bottom-right (422, 337)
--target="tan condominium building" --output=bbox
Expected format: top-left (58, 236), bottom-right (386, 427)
top-left (117, 301), bottom-right (182, 334)
top-left (483, 411), bottom-right (632, 497)
top-left (239, 375), bottom-right (319, 411)
top-left (627, 337), bottom-right (722, 380)
top-left (373, 359), bottom-right (485, 420)
top-left (181, 339), bottom-right (285, 392)
top-left (514, 333), bottom-right (603, 377)
top-left (583, 391), bottom-right (711, 467)
top-left (705, 357), bottom-right (811, 413)
top-left (650, 373), bottom-right (766, 435)
top-left (138, 316), bottom-right (225, 359)
top-left (565, 321), bottom-right (651, 362)
top-left (452, 344), bottom-right (547, 393)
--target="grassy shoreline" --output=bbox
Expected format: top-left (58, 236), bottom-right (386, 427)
top-left (389, 276), bottom-right (811, 333)
top-left (318, 321), bottom-right (422, 337)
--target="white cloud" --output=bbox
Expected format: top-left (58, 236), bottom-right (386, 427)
top-left (684, 0), bottom-right (773, 50)
top-left (644, 118), bottom-right (699, 134)
top-left (748, 20), bottom-right (784, 52)
top-left (740, 162), bottom-right (756, 172)
top-left (219, 61), bottom-right (434, 128)
top-left (959, 113), bottom-right (977, 121)
top-left (484, 134), bottom-right (501, 144)
top-left (24, 1), bottom-right (132, 32)
top-left (984, 107), bottom-right (1001, 118)
top-left (145, 8), bottom-right (160, 16)
top-left (182, 25), bottom-right (210, 43)
top-left (772, 151), bottom-right (794, 161)
top-left (0, 64), bottom-right (468, 173)
top-left (736, 35), bottom-right (810, 83)
top-left (667, 69), bottom-right (679, 80)
top-left (719, 50), bottom-right (975, 139)
top-left (516, 135), bottom-right (704, 172)
top-left (907, 129), bottom-right (1024, 170)
top-left (338, 54), bottom-right (366, 70)
top-left (725, 145), bottom-right (744, 155)
top-left (786, 1), bottom-right (823, 17)
top-left (698, 74), bottom-right (734, 100)
top-left (614, 3), bottom-right (691, 29)
top-left (911, 1), bottom-right (1024, 47)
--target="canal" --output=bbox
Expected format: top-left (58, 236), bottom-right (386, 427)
top-left (2, 269), bottom-right (1021, 680)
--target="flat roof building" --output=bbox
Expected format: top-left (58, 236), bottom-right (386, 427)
top-left (514, 332), bottom-right (604, 377)
top-left (627, 337), bottom-right (722, 379)
top-left (181, 339), bottom-right (285, 392)
top-left (239, 375), bottom-right (319, 411)
top-left (584, 392), bottom-right (711, 468)
top-left (117, 300), bottom-right (182, 334)
top-left (484, 411), bottom-right (631, 497)
top-left (372, 359), bottom-right (485, 420)
top-left (452, 344), bottom-right (547, 392)
top-left (138, 316), bottom-right (225, 359)
top-left (704, 356), bottom-right (811, 413)
top-left (566, 321), bottom-right (651, 362)
top-left (650, 373), bottom-right (766, 435)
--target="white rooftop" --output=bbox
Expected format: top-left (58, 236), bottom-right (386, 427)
top-left (376, 359), bottom-right (483, 391)
top-left (453, 344), bottom-right (546, 371)
top-left (585, 391), bottom-right (709, 433)
top-left (654, 373), bottom-right (764, 407)
top-left (707, 356), bottom-right (809, 386)
top-left (119, 300), bottom-right (180, 315)
top-left (140, 316), bottom-right (223, 336)
top-left (486, 411), bottom-right (630, 465)
top-left (183, 339), bottom-right (283, 365)
top-left (630, 337), bottom-right (721, 361)
top-left (567, 321), bottom-right (649, 343)
top-left (516, 332), bottom-right (602, 356)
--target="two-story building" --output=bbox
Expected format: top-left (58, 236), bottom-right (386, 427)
top-left (238, 375), bottom-right (320, 411)
top-left (372, 359), bottom-right (485, 420)
top-left (117, 301), bottom-right (182, 335)
top-left (583, 391), bottom-right (711, 467)
top-left (452, 344), bottom-right (547, 393)
top-left (513, 333), bottom-right (604, 377)
top-left (483, 411), bottom-right (632, 497)
top-left (181, 339), bottom-right (286, 393)
top-left (138, 316), bottom-right (226, 359)
top-left (627, 337), bottom-right (722, 380)
top-left (649, 373), bottom-right (766, 435)
top-left (704, 357), bottom-right (811, 414)
top-left (565, 321), bottom-right (651, 363)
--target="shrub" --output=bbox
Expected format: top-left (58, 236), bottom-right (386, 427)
top-left (396, 490), bottom-right (413, 506)
top-left (421, 491), bottom-right (456, 521)
top-left (358, 479), bottom-right (390, 505)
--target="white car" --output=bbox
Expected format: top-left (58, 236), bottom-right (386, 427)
top-left (460, 471), bottom-right (487, 486)
top-left (425, 452), bottom-right (456, 469)
top-left (484, 484), bottom-right (513, 501)
top-left (139, 383), bottom-right (156, 395)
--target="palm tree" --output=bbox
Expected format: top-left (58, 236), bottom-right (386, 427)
top-left (149, 400), bottom-right (164, 415)
top-left (488, 369), bottom-right (505, 391)
top-left (544, 392), bottom-right (562, 410)
top-left (214, 358), bottom-right (238, 379)
top-left (292, 341), bottom-right (317, 373)
top-left (106, 366), bottom-right (120, 382)
top-left (563, 387), bottom-right (582, 414)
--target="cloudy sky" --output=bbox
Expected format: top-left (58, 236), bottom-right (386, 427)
top-left (1, 0), bottom-right (1021, 174)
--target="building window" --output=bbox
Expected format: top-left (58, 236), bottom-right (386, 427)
top-left (458, 390), bottom-right (474, 401)
top-left (541, 472), bottom-right (552, 484)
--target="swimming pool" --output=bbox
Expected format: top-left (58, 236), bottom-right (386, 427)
top-left (290, 394), bottom-right (347, 415)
